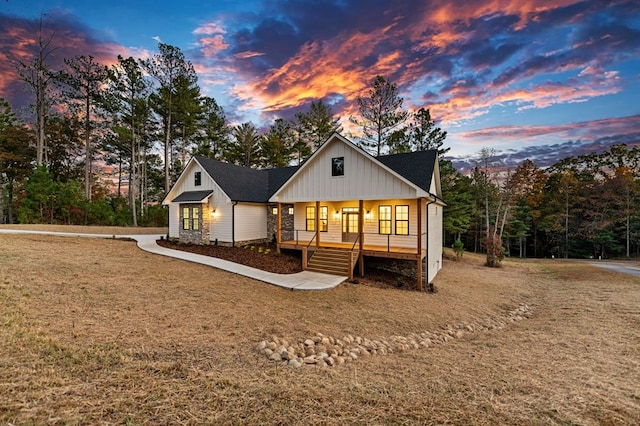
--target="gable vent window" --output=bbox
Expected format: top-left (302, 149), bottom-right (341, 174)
top-left (194, 171), bottom-right (201, 186)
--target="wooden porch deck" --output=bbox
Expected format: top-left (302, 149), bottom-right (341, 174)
top-left (279, 240), bottom-right (426, 260)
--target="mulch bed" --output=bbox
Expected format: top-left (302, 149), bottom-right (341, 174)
top-left (156, 239), bottom-right (417, 290)
top-left (156, 240), bottom-right (302, 274)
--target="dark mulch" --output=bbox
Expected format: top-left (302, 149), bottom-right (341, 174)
top-left (156, 240), bottom-right (302, 274)
top-left (156, 239), bottom-right (423, 291)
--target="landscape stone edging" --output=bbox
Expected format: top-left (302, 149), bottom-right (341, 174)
top-left (256, 303), bottom-right (535, 368)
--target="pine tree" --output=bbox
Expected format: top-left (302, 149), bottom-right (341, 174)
top-left (350, 76), bottom-right (408, 156)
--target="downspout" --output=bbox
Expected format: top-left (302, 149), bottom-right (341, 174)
top-left (232, 201), bottom-right (238, 247)
top-left (424, 196), bottom-right (437, 290)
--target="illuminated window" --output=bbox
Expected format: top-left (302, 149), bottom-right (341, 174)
top-left (319, 206), bottom-right (328, 232)
top-left (192, 207), bottom-right (199, 230)
top-left (395, 205), bottom-right (409, 235)
top-left (379, 205), bottom-right (391, 235)
top-left (306, 206), bottom-right (315, 231)
top-left (182, 207), bottom-right (190, 230)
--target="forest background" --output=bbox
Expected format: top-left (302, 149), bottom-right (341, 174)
top-left (1, 38), bottom-right (639, 261)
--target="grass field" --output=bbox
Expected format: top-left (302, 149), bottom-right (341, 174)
top-left (1, 226), bottom-right (639, 424)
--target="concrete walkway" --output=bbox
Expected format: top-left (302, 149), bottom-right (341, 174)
top-left (0, 229), bottom-right (346, 290)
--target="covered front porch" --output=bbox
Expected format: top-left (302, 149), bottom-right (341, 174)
top-left (273, 198), bottom-right (432, 290)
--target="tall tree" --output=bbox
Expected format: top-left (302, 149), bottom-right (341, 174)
top-left (351, 75), bottom-right (409, 156)
top-left (260, 118), bottom-right (294, 168)
top-left (59, 55), bottom-right (110, 200)
top-left (295, 99), bottom-right (342, 151)
top-left (193, 96), bottom-right (228, 159)
top-left (142, 43), bottom-right (196, 195)
top-left (45, 114), bottom-right (84, 183)
top-left (408, 108), bottom-right (448, 155)
top-left (17, 15), bottom-right (57, 166)
top-left (172, 73), bottom-right (202, 167)
top-left (508, 159), bottom-right (546, 257)
top-left (0, 98), bottom-right (36, 223)
top-left (109, 55), bottom-right (150, 226)
top-left (441, 160), bottom-right (472, 244)
top-left (225, 122), bottom-right (261, 167)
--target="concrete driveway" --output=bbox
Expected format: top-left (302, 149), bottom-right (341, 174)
top-left (588, 261), bottom-right (640, 278)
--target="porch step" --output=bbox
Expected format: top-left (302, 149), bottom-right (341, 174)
top-left (307, 248), bottom-right (353, 276)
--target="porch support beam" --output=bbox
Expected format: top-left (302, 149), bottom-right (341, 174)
top-left (417, 197), bottom-right (423, 291)
top-left (358, 199), bottom-right (364, 277)
top-left (276, 202), bottom-right (282, 254)
top-left (315, 200), bottom-right (320, 248)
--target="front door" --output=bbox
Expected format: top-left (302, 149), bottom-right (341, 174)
top-left (342, 208), bottom-right (359, 243)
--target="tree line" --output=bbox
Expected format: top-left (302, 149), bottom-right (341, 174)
top-left (444, 145), bottom-right (640, 263)
top-left (0, 28), bottom-right (446, 227)
top-left (2, 30), bottom-right (637, 262)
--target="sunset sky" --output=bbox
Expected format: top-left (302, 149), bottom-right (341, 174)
top-left (1, 0), bottom-right (638, 170)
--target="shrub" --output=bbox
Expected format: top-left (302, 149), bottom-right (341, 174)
top-left (452, 239), bottom-right (465, 258)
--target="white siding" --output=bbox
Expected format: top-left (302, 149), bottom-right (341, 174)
top-left (162, 159), bottom-right (219, 206)
top-left (427, 202), bottom-right (443, 283)
top-left (234, 203), bottom-right (267, 242)
top-left (168, 203), bottom-right (179, 238)
top-left (209, 197), bottom-right (233, 243)
top-left (275, 140), bottom-right (419, 202)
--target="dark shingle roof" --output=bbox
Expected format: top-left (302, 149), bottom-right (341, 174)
top-left (193, 148), bottom-right (436, 203)
top-left (376, 150), bottom-right (437, 193)
top-left (194, 157), bottom-right (298, 202)
top-left (172, 190), bottom-right (214, 203)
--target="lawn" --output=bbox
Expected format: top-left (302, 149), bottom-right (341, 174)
top-left (1, 227), bottom-right (639, 424)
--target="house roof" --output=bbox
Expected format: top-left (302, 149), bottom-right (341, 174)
top-left (172, 190), bottom-right (214, 203)
top-left (194, 156), bottom-right (298, 202)
top-left (183, 134), bottom-right (440, 204)
top-left (376, 150), bottom-right (437, 194)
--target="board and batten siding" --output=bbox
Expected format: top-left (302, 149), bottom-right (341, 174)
top-left (164, 158), bottom-right (232, 240)
top-left (275, 141), bottom-right (419, 202)
top-left (426, 202), bottom-right (443, 283)
top-left (164, 160), bottom-right (213, 238)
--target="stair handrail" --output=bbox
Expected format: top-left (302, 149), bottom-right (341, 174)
top-left (350, 233), bottom-right (360, 252)
top-left (306, 231), bottom-right (318, 250)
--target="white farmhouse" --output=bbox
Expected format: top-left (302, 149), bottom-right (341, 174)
top-left (163, 133), bottom-right (445, 290)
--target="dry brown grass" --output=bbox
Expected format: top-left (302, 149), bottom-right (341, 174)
top-left (1, 228), bottom-right (639, 425)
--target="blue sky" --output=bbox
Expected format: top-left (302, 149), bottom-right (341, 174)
top-left (1, 0), bottom-right (639, 170)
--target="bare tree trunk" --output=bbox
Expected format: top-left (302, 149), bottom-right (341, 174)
top-left (130, 108), bottom-right (138, 226)
top-left (84, 97), bottom-right (91, 200)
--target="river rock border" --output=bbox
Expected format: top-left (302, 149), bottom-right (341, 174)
top-left (256, 303), bottom-right (535, 368)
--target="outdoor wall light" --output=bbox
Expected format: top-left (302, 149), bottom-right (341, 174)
top-left (365, 210), bottom-right (372, 221)
top-left (272, 207), bottom-right (278, 215)
top-left (334, 210), bottom-right (340, 220)
top-left (211, 209), bottom-right (217, 218)
top-left (288, 207), bottom-right (294, 215)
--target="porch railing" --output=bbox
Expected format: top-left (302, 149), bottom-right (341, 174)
top-left (290, 230), bottom-right (427, 255)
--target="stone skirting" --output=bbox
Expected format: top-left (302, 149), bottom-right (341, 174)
top-left (267, 203), bottom-right (294, 243)
top-left (178, 203), bottom-right (210, 244)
